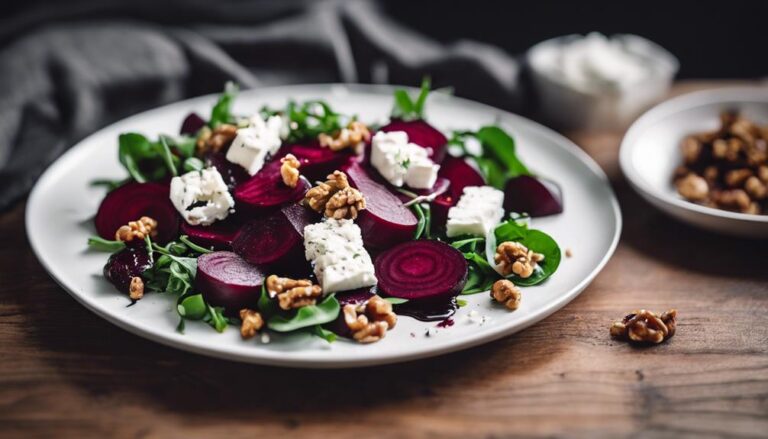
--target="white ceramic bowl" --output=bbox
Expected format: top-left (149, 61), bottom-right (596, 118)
top-left (527, 34), bottom-right (678, 131)
top-left (620, 87), bottom-right (768, 238)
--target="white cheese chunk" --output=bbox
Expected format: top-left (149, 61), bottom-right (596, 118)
top-left (170, 167), bottom-right (235, 226)
top-left (225, 115), bottom-right (283, 175)
top-left (303, 219), bottom-right (377, 293)
top-left (446, 186), bottom-right (505, 237)
top-left (371, 131), bottom-right (439, 189)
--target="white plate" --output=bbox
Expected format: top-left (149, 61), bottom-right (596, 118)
top-left (620, 87), bottom-right (768, 238)
top-left (26, 84), bottom-right (621, 368)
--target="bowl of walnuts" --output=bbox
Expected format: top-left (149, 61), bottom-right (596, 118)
top-left (620, 87), bottom-right (768, 237)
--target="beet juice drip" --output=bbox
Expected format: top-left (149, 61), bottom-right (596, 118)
top-left (394, 297), bottom-right (458, 322)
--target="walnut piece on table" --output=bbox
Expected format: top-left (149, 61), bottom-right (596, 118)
top-left (610, 309), bottom-right (677, 344)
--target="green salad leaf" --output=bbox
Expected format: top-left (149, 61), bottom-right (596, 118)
top-left (495, 221), bottom-right (561, 286)
top-left (391, 77), bottom-right (432, 121)
top-left (449, 126), bottom-right (532, 189)
top-left (312, 325), bottom-right (338, 343)
top-left (87, 236), bottom-right (126, 252)
top-left (266, 294), bottom-right (340, 332)
top-left (209, 81), bottom-right (238, 128)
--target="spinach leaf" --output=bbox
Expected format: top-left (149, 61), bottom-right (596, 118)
top-left (177, 293), bottom-right (207, 320)
top-left (267, 294), bottom-right (340, 332)
top-left (494, 220), bottom-right (561, 286)
top-left (475, 126), bottom-right (530, 178)
top-left (209, 81), bottom-right (238, 128)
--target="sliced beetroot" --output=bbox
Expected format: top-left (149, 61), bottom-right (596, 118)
top-left (232, 204), bottom-right (317, 266)
top-left (180, 112), bottom-right (206, 135)
top-left (95, 182), bottom-right (179, 244)
top-left (206, 152), bottom-right (250, 189)
top-left (234, 161), bottom-right (310, 213)
top-left (380, 119), bottom-right (448, 163)
top-left (196, 251), bottom-right (266, 312)
top-left (103, 246), bottom-right (152, 296)
top-left (375, 240), bottom-right (468, 301)
top-left (180, 216), bottom-right (242, 251)
top-left (503, 175), bottom-right (564, 217)
top-left (343, 162), bottom-right (418, 249)
top-left (439, 156), bottom-right (485, 201)
top-left (275, 140), bottom-right (356, 182)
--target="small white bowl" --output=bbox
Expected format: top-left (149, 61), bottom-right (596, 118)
top-left (620, 87), bottom-right (768, 238)
top-left (527, 34), bottom-right (679, 131)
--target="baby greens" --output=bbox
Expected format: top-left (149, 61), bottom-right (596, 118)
top-left (449, 219), bottom-right (561, 294)
top-left (256, 285), bottom-right (341, 340)
top-left (117, 132), bottom-right (197, 183)
top-left (391, 77), bottom-right (432, 121)
top-left (209, 81), bottom-right (238, 128)
top-left (449, 126), bottom-right (531, 189)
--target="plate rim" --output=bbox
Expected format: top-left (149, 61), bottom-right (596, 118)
top-left (619, 86), bottom-right (768, 225)
top-left (26, 83), bottom-right (622, 368)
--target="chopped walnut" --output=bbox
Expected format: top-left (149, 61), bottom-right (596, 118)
top-left (196, 124), bottom-right (238, 156)
top-left (675, 173), bottom-right (709, 202)
top-left (129, 276), bottom-right (144, 301)
top-left (712, 189), bottom-right (752, 212)
top-left (494, 241), bottom-right (545, 278)
top-left (280, 154), bottom-right (301, 188)
top-left (318, 121), bottom-right (371, 152)
top-left (115, 216), bottom-right (158, 242)
top-left (343, 295), bottom-right (397, 343)
top-left (681, 136), bottom-right (702, 164)
top-left (265, 274), bottom-right (322, 310)
top-left (610, 309), bottom-right (677, 344)
top-left (239, 308), bottom-right (264, 339)
top-left (304, 171), bottom-right (366, 220)
top-left (745, 176), bottom-right (768, 200)
top-left (490, 279), bottom-right (521, 310)
top-left (724, 168), bottom-right (753, 187)
top-left (758, 165), bottom-right (768, 183)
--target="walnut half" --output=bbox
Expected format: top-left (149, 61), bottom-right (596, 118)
top-left (610, 309), bottom-right (677, 344)
top-left (239, 308), bottom-right (264, 339)
top-left (196, 123), bottom-right (238, 156)
top-left (490, 279), bottom-right (521, 310)
top-left (343, 295), bottom-right (397, 343)
top-left (280, 154), bottom-right (301, 188)
top-left (304, 171), bottom-right (366, 220)
top-left (265, 275), bottom-right (322, 310)
top-left (494, 241), bottom-right (544, 278)
top-left (115, 216), bottom-right (158, 242)
top-left (318, 121), bottom-right (371, 152)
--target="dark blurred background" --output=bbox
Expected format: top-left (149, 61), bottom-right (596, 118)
top-left (3, 0), bottom-right (768, 78)
top-left (1, 0), bottom-right (767, 209)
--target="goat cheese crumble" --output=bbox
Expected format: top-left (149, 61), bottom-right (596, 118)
top-left (371, 131), bottom-right (440, 189)
top-left (446, 186), bottom-right (505, 237)
top-left (226, 114), bottom-right (284, 175)
top-left (170, 167), bottom-right (234, 226)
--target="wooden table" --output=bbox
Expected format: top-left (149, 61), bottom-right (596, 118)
top-left (2, 81), bottom-right (766, 438)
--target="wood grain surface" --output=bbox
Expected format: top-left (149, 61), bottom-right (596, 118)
top-left (1, 81), bottom-right (767, 439)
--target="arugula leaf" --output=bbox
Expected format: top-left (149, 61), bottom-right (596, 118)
top-left (267, 294), bottom-right (340, 332)
top-left (182, 157), bottom-right (205, 173)
top-left (156, 136), bottom-right (178, 177)
top-left (412, 203), bottom-right (426, 239)
top-left (87, 236), bottom-right (126, 252)
top-left (90, 178), bottom-right (130, 192)
top-left (384, 297), bottom-right (409, 305)
top-left (179, 235), bottom-right (213, 254)
top-left (209, 81), bottom-right (238, 128)
top-left (204, 303), bottom-right (229, 332)
top-left (391, 77), bottom-right (432, 121)
top-left (118, 133), bottom-right (154, 182)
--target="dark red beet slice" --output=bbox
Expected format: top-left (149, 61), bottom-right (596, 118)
top-left (196, 251), bottom-right (266, 312)
top-left (234, 161), bottom-right (310, 213)
top-left (232, 204), bottom-right (317, 266)
top-left (503, 175), bottom-right (564, 217)
top-left (206, 152), bottom-right (250, 190)
top-left (343, 162), bottom-right (418, 249)
top-left (95, 182), bottom-right (179, 244)
top-left (180, 216), bottom-right (242, 251)
top-left (379, 119), bottom-right (448, 163)
top-left (103, 246), bottom-right (152, 295)
top-left (275, 140), bottom-right (356, 182)
top-left (180, 112), bottom-right (206, 135)
top-left (375, 240), bottom-right (468, 301)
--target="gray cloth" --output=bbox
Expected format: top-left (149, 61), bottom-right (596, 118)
top-left (0, 0), bottom-right (521, 211)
